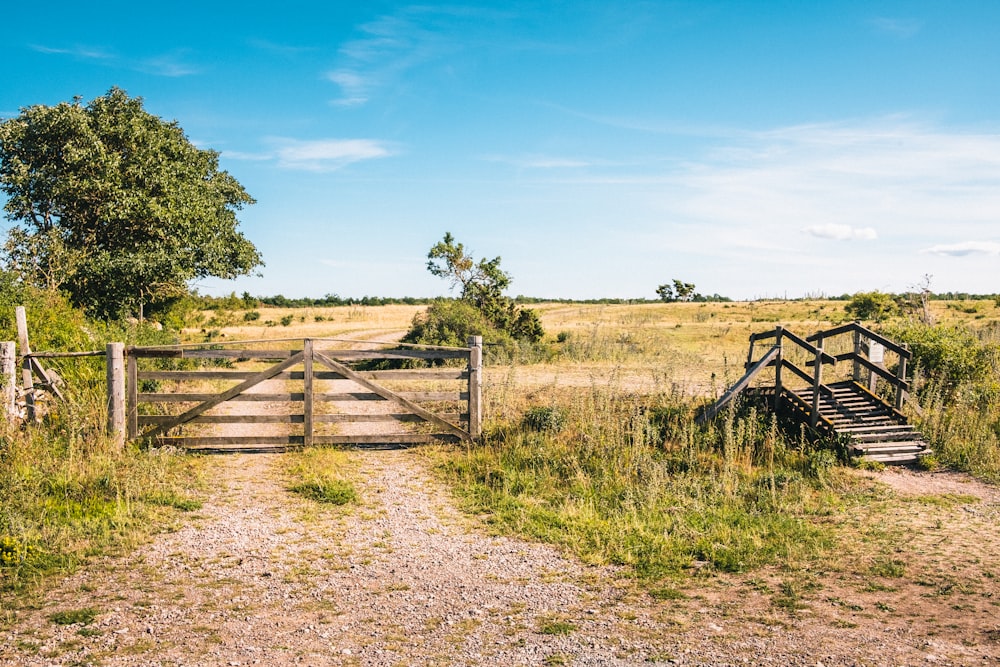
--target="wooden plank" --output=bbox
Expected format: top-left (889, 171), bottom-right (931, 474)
top-left (141, 370), bottom-right (264, 380)
top-left (317, 391), bottom-right (466, 402)
top-left (312, 433), bottom-right (460, 445)
top-left (320, 349), bottom-right (468, 361)
top-left (749, 328), bottom-right (780, 343)
top-left (315, 413), bottom-right (465, 423)
top-left (367, 369), bottom-right (467, 381)
top-left (139, 414), bottom-right (305, 425)
top-left (154, 433), bottom-right (460, 448)
top-left (143, 351), bottom-right (305, 439)
top-left (178, 349), bottom-right (296, 360)
top-left (313, 351), bottom-right (471, 441)
top-left (154, 435), bottom-right (304, 447)
top-left (138, 392), bottom-right (303, 402)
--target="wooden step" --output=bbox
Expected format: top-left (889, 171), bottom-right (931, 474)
top-left (862, 451), bottom-right (923, 463)
top-left (851, 441), bottom-right (928, 455)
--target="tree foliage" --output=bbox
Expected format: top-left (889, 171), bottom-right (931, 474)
top-left (0, 88), bottom-right (262, 319)
top-left (844, 291), bottom-right (898, 322)
top-left (656, 279), bottom-right (698, 303)
top-left (417, 233), bottom-right (543, 344)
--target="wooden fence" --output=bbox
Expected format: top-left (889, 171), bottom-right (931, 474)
top-left (6, 325), bottom-right (482, 451)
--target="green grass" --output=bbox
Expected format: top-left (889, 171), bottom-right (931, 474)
top-left (0, 416), bottom-right (202, 596)
top-left (284, 448), bottom-right (359, 506)
top-left (435, 388), bottom-right (858, 580)
top-left (49, 607), bottom-right (98, 626)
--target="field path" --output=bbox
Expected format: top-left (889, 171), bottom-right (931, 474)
top-left (5, 447), bottom-right (999, 665)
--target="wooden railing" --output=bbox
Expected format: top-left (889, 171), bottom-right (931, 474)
top-left (806, 322), bottom-right (911, 410)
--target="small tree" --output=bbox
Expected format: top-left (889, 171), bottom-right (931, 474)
top-left (0, 88), bottom-right (262, 319)
top-left (417, 233), bottom-right (543, 344)
top-left (656, 279), bottom-right (698, 303)
top-left (845, 291), bottom-right (898, 322)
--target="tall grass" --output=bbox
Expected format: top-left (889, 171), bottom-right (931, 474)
top-left (437, 383), bottom-right (852, 579)
top-left (884, 322), bottom-right (1000, 482)
top-left (0, 284), bottom-right (202, 599)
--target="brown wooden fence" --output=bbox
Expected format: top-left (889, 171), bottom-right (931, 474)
top-left (100, 336), bottom-right (483, 450)
top-left (2, 333), bottom-right (482, 451)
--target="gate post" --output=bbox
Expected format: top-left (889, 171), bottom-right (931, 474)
top-left (106, 343), bottom-right (126, 448)
top-left (303, 339), bottom-right (314, 448)
top-left (15, 306), bottom-right (36, 422)
top-left (1, 341), bottom-right (17, 423)
top-left (467, 336), bottom-right (483, 440)
top-left (773, 327), bottom-right (783, 412)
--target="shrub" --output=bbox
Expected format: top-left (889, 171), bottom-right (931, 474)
top-left (845, 291), bottom-right (898, 322)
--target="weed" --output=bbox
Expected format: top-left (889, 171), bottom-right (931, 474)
top-left (648, 587), bottom-right (686, 601)
top-left (49, 608), bottom-right (98, 626)
top-left (537, 618), bottom-right (577, 635)
top-left (870, 558), bottom-right (907, 578)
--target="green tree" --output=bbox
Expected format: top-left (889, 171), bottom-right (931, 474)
top-left (420, 232), bottom-right (543, 343)
top-left (845, 291), bottom-right (898, 322)
top-left (0, 88), bottom-right (262, 319)
top-left (656, 279), bottom-right (698, 303)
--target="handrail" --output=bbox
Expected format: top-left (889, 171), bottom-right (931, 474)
top-left (807, 322), bottom-right (911, 360)
top-left (748, 327), bottom-right (835, 365)
top-left (697, 345), bottom-right (780, 424)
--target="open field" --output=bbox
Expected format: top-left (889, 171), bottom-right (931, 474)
top-left (3, 299), bottom-right (999, 664)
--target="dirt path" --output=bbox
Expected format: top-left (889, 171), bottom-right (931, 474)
top-left (3, 448), bottom-right (999, 666)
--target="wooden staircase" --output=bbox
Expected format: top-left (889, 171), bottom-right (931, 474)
top-left (794, 381), bottom-right (931, 463)
top-left (700, 323), bottom-right (932, 464)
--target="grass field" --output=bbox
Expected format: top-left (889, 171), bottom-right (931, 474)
top-left (4, 296), bottom-right (998, 607)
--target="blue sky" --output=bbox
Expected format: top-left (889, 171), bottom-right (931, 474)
top-left (2, 1), bottom-right (999, 300)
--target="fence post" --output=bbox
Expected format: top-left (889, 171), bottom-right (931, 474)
top-left (15, 306), bottom-right (36, 422)
top-left (303, 338), bottom-right (314, 448)
top-left (810, 338), bottom-right (823, 428)
top-left (127, 350), bottom-right (138, 440)
top-left (852, 323), bottom-right (862, 384)
top-left (773, 327), bottom-right (783, 411)
top-left (895, 344), bottom-right (908, 410)
top-left (106, 342), bottom-right (126, 448)
top-left (1, 342), bottom-right (16, 423)
top-left (467, 336), bottom-right (483, 440)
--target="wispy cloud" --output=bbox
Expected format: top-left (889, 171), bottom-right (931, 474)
top-left (273, 138), bottom-right (392, 171)
top-left (922, 241), bottom-right (1000, 257)
top-left (481, 154), bottom-right (594, 169)
top-left (31, 43), bottom-right (200, 77)
top-left (221, 138), bottom-right (393, 171)
top-left (869, 17), bottom-right (923, 38)
top-left (31, 44), bottom-right (115, 60)
top-left (804, 224), bottom-right (878, 241)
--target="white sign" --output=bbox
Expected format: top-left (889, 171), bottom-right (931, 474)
top-left (868, 341), bottom-right (885, 364)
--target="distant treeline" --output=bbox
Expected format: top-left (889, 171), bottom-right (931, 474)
top-left (190, 290), bottom-right (997, 311)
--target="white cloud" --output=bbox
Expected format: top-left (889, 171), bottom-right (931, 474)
top-left (803, 224), bottom-right (878, 241)
top-left (31, 43), bottom-right (199, 77)
top-left (481, 154), bottom-right (593, 169)
top-left (922, 241), bottom-right (1000, 257)
top-left (869, 17), bottom-right (922, 38)
top-left (272, 139), bottom-right (392, 171)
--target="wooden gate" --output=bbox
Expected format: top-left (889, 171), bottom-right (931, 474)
top-left (113, 337), bottom-right (482, 450)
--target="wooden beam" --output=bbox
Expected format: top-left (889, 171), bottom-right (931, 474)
top-left (143, 351), bottom-right (305, 439)
top-left (313, 351), bottom-right (471, 441)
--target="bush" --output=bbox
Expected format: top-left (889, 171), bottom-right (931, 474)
top-left (845, 291), bottom-right (898, 322)
top-left (403, 300), bottom-right (512, 350)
